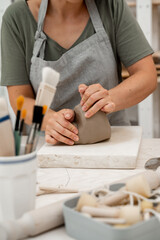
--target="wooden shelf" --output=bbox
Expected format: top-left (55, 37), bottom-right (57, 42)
top-left (127, 1), bottom-right (136, 7)
top-left (122, 52), bottom-right (160, 79)
top-left (127, 0), bottom-right (160, 7)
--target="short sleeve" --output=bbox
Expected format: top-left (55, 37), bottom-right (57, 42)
top-left (113, 0), bottom-right (153, 67)
top-left (1, 11), bottom-right (30, 86)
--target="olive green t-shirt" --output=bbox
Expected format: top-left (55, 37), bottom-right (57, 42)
top-left (1, 0), bottom-right (153, 86)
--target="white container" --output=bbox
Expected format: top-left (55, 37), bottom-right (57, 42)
top-left (0, 151), bottom-right (37, 221)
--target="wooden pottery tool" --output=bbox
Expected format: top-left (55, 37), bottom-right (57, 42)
top-left (37, 185), bottom-right (79, 196)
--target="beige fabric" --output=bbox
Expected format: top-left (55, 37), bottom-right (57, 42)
top-left (73, 104), bottom-right (111, 145)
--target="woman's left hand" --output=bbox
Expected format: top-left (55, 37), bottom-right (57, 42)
top-left (78, 83), bottom-right (115, 118)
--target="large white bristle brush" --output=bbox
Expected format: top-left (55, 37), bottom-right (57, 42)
top-left (35, 67), bottom-right (60, 108)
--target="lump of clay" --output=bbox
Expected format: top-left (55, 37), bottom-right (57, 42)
top-left (73, 104), bottom-right (111, 145)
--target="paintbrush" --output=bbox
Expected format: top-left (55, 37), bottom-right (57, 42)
top-left (0, 98), bottom-right (15, 156)
top-left (38, 105), bottom-right (48, 131)
top-left (14, 96), bottom-right (24, 155)
top-left (18, 109), bottom-right (27, 155)
top-left (31, 105), bottom-right (48, 152)
top-left (19, 109), bottom-right (27, 136)
top-left (14, 96), bottom-right (24, 132)
top-left (25, 105), bottom-right (43, 154)
top-left (35, 67), bottom-right (60, 108)
top-left (25, 67), bottom-right (60, 154)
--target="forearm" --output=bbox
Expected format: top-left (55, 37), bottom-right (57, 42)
top-left (109, 56), bottom-right (157, 112)
top-left (109, 71), bottom-right (157, 112)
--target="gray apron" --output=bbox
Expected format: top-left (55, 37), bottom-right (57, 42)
top-left (30, 0), bottom-right (130, 126)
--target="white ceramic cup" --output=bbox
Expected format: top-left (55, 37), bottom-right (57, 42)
top-left (0, 151), bottom-right (37, 221)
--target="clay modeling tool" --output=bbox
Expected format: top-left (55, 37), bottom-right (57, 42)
top-left (37, 185), bottom-right (79, 196)
top-left (35, 66), bottom-right (60, 107)
top-left (14, 96), bottom-right (24, 155)
top-left (25, 105), bottom-right (43, 154)
top-left (0, 98), bottom-right (15, 156)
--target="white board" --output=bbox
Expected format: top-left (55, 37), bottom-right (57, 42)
top-left (37, 126), bottom-right (142, 169)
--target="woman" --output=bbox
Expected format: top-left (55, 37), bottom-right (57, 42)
top-left (1, 0), bottom-right (157, 145)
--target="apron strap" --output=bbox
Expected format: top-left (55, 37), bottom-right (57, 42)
top-left (85, 0), bottom-right (106, 33)
top-left (32, 0), bottom-right (49, 59)
top-left (37, 0), bottom-right (49, 35)
top-left (33, 31), bottom-right (47, 59)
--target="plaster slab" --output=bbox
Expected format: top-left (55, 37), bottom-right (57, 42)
top-left (37, 126), bottom-right (142, 169)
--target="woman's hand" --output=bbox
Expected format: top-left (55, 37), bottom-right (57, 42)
top-left (45, 109), bottom-right (79, 145)
top-left (79, 83), bottom-right (115, 118)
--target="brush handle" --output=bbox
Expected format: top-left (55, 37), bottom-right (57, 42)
top-left (14, 131), bottom-right (21, 156)
top-left (19, 119), bottom-right (24, 136)
top-left (38, 115), bottom-right (44, 131)
top-left (15, 111), bottom-right (20, 131)
top-left (25, 124), bottom-right (38, 154)
top-left (25, 143), bottom-right (33, 154)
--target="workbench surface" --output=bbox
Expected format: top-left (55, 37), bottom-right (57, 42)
top-left (27, 138), bottom-right (160, 240)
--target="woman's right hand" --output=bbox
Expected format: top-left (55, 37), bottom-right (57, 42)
top-left (45, 109), bottom-right (79, 146)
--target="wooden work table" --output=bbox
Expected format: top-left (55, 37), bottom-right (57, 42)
top-left (26, 138), bottom-right (160, 240)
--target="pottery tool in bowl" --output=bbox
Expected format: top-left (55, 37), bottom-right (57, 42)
top-left (0, 98), bottom-right (15, 156)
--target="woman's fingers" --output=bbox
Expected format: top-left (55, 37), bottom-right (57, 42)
top-left (85, 98), bottom-right (115, 118)
top-left (82, 89), bottom-right (109, 112)
top-left (84, 98), bottom-right (106, 118)
top-left (62, 109), bottom-right (76, 125)
top-left (78, 84), bottom-right (88, 98)
top-left (46, 129), bottom-right (75, 146)
top-left (52, 121), bottom-right (79, 142)
top-left (45, 134), bottom-right (58, 145)
top-left (78, 83), bottom-right (115, 117)
top-left (45, 109), bottom-right (79, 146)
top-left (101, 102), bottom-right (115, 112)
top-left (56, 110), bottom-right (78, 134)
top-left (80, 84), bottom-right (102, 106)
